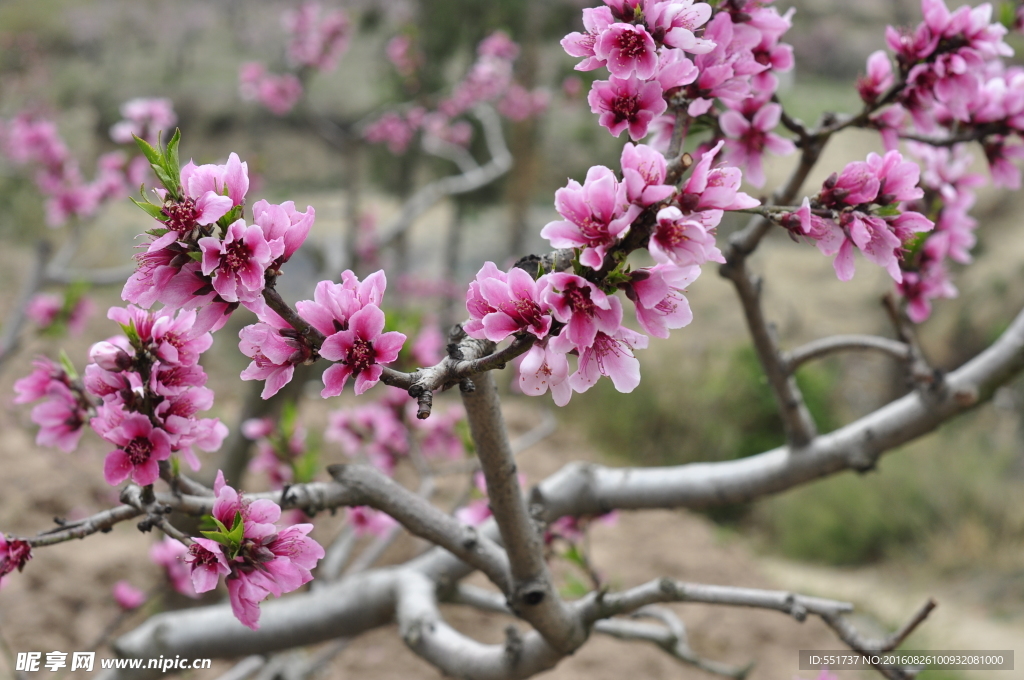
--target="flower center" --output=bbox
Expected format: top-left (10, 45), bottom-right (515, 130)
top-left (564, 284), bottom-right (596, 315)
top-left (222, 239), bottom-right (251, 272)
top-left (610, 93), bottom-right (641, 122)
top-left (124, 436), bottom-right (154, 466)
top-left (187, 543), bottom-right (220, 567)
top-left (345, 338), bottom-right (376, 374)
top-left (162, 198), bottom-right (201, 233)
top-left (615, 29), bottom-right (647, 60)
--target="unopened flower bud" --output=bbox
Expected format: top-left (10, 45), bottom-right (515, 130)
top-left (89, 341), bottom-right (132, 371)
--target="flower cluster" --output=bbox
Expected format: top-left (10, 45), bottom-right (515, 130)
top-left (564, 0), bottom-right (797, 184)
top-left (0, 535), bottom-right (32, 578)
top-left (0, 110), bottom-right (151, 227)
top-left (363, 31), bottom-right (549, 155)
top-left (185, 471), bottom-right (324, 630)
top-left (781, 150), bottom-right (934, 283)
top-left (87, 305), bottom-right (227, 486)
top-left (124, 138), bottom-right (312, 336)
top-left (238, 3), bottom-right (351, 116)
top-left (14, 357), bottom-right (93, 452)
top-left (860, 0), bottom-right (1018, 185)
top-left (475, 139), bottom-right (757, 404)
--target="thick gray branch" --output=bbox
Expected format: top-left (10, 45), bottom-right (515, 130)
top-left (533, 303), bottom-right (1024, 519)
top-left (462, 370), bottom-right (583, 653)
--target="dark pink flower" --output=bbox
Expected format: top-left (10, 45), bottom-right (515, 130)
top-left (541, 273), bottom-right (621, 349)
top-left (588, 75), bottom-right (667, 140)
top-left (199, 220), bottom-right (284, 304)
top-left (319, 305), bottom-right (406, 396)
top-left (30, 382), bottom-right (88, 453)
top-left (464, 264), bottom-right (552, 343)
top-left (102, 414), bottom-right (173, 486)
top-left (541, 166), bottom-right (641, 269)
top-left (0, 535), bottom-right (32, 577)
top-left (858, 50), bottom-right (894, 104)
top-left (239, 308), bottom-right (315, 399)
top-left (594, 23), bottom-right (658, 79)
top-left (295, 270), bottom-right (387, 338)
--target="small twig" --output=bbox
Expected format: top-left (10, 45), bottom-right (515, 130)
top-left (823, 599), bottom-right (939, 680)
top-left (785, 335), bottom-right (913, 372)
top-left (0, 240), bottom-right (51, 370)
top-left (883, 293), bottom-right (943, 395)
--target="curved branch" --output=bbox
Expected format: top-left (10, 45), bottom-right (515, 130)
top-left (533, 302), bottom-right (1024, 519)
top-left (785, 334), bottom-right (912, 371)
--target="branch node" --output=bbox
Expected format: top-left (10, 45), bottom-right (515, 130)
top-left (459, 378), bottom-right (476, 393)
top-left (504, 625), bottom-right (525, 664)
top-left (446, 343), bottom-right (464, 361)
top-left (416, 390), bottom-right (434, 420)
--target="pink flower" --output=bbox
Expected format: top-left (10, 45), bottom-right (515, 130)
top-left (518, 340), bottom-right (572, 407)
top-left (185, 538), bottom-right (232, 594)
top-left (588, 75), bottom-right (667, 140)
top-left (199, 220), bottom-right (284, 304)
top-left (239, 308), bottom-right (315, 399)
top-left (719, 102), bottom-right (796, 188)
top-left (541, 166), bottom-right (641, 270)
top-left (112, 581), bottom-right (146, 610)
top-left (252, 200), bottom-right (315, 264)
top-left (0, 535), bottom-right (32, 577)
top-left (150, 537), bottom-right (198, 598)
top-left (649, 206), bottom-right (724, 267)
top-left (594, 23), bottom-right (659, 79)
top-left (14, 357), bottom-right (64, 404)
top-left (867, 150), bottom-right (924, 204)
top-left (319, 305), bottom-right (406, 397)
top-left (558, 326), bottom-right (649, 395)
top-left (541, 273), bottom-right (621, 349)
top-left (645, 1), bottom-right (715, 53)
top-left (30, 382), bottom-right (88, 453)
top-left (680, 140), bottom-right (760, 214)
top-left (858, 51), bottom-right (894, 104)
top-left (102, 414), bottom-right (173, 486)
top-left (411, 321), bottom-right (444, 367)
top-left (561, 7), bottom-right (615, 72)
top-left (463, 264), bottom-right (552, 343)
top-left (296, 270), bottom-right (387, 338)
top-left (284, 3), bottom-right (351, 72)
top-left (109, 98), bottom-right (177, 145)
top-left (455, 500), bottom-right (492, 527)
top-left (620, 142), bottom-right (675, 206)
top-left (258, 73), bottom-right (304, 116)
top-left (822, 161), bottom-right (880, 207)
top-left (26, 294), bottom-right (61, 328)
top-left (628, 264), bottom-right (699, 338)
top-left (347, 507), bottom-right (399, 537)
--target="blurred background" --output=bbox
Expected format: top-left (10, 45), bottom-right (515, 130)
top-left (1, 0), bottom-right (1023, 678)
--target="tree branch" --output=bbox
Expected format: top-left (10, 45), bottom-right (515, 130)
top-left (785, 334), bottom-right (912, 371)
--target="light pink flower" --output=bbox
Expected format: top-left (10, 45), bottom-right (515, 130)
top-left (858, 51), bottom-right (894, 104)
top-left (561, 7), bottom-right (615, 72)
top-left (645, 0), bottom-right (715, 53)
top-left (620, 142), bottom-right (675, 206)
top-left (319, 305), bottom-right (406, 397)
top-left (239, 308), bottom-right (315, 399)
top-left (347, 506), bottom-right (399, 537)
top-left (518, 340), bottom-right (572, 407)
top-left (559, 326), bottom-right (649, 395)
top-left (719, 102), bottom-right (796, 188)
top-left (109, 98), bottom-right (177, 145)
top-left (628, 264), bottom-right (699, 339)
top-left (649, 206), bottom-right (724, 267)
top-left (588, 75), bottom-right (667, 140)
top-left (26, 294), bottom-right (61, 328)
top-left (150, 537), bottom-right (198, 598)
top-left (29, 382), bottom-right (88, 453)
top-left (296, 270), bottom-right (387, 338)
top-left (252, 200), bottom-right (315, 263)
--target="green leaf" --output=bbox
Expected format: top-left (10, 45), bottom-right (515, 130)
top-left (874, 204), bottom-right (901, 217)
top-left (165, 128), bottom-right (181, 179)
top-left (58, 350), bottom-right (78, 380)
top-left (292, 447), bottom-right (319, 485)
top-left (120, 320), bottom-right (142, 349)
top-left (145, 227), bottom-right (170, 237)
top-left (133, 134), bottom-right (162, 166)
top-left (226, 511), bottom-right (245, 545)
top-left (281, 402), bottom-right (298, 436)
top-left (559, 574), bottom-right (591, 600)
top-left (187, 251), bottom-right (203, 262)
top-left (131, 197), bottom-right (166, 220)
top-left (562, 544), bottom-right (587, 569)
top-left (199, 530), bottom-right (233, 547)
top-left (999, 1), bottom-right (1016, 28)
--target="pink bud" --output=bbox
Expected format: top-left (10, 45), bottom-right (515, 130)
top-left (89, 341), bottom-right (131, 371)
